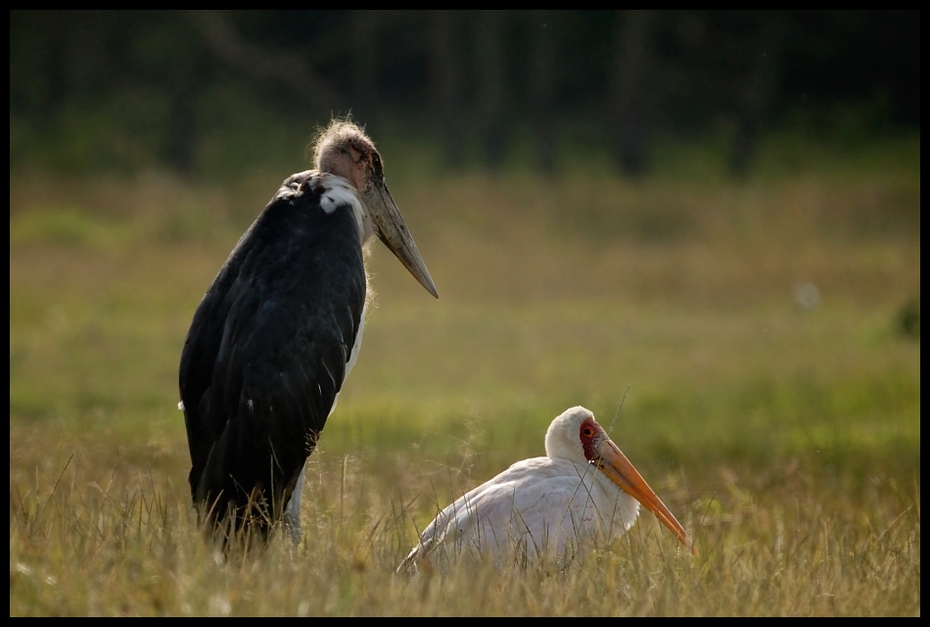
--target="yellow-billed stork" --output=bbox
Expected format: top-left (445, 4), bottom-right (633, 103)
top-left (398, 406), bottom-right (693, 570)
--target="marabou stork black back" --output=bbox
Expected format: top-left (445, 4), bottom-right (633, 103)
top-left (179, 120), bottom-right (438, 547)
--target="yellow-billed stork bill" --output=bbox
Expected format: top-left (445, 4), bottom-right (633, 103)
top-left (398, 406), bottom-right (693, 571)
top-left (179, 120), bottom-right (437, 546)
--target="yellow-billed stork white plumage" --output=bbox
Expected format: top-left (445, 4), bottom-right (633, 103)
top-left (398, 406), bottom-right (693, 571)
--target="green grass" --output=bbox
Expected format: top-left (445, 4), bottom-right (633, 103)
top-left (9, 154), bottom-right (920, 615)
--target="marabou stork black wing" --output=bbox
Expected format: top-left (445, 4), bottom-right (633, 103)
top-left (179, 173), bottom-right (366, 530)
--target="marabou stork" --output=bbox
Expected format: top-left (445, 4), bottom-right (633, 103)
top-left (179, 120), bottom-right (438, 545)
top-left (398, 406), bottom-right (693, 571)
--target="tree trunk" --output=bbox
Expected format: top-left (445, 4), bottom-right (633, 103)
top-left (529, 11), bottom-right (557, 174)
top-left (429, 11), bottom-right (467, 167)
top-left (607, 10), bottom-right (656, 178)
top-left (476, 10), bottom-right (507, 167)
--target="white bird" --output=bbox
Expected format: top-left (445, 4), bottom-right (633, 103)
top-left (179, 120), bottom-right (438, 547)
top-left (398, 406), bottom-right (693, 571)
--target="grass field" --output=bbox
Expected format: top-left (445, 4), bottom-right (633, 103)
top-left (9, 141), bottom-right (920, 615)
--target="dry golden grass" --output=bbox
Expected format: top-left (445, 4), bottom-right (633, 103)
top-left (10, 157), bottom-right (920, 615)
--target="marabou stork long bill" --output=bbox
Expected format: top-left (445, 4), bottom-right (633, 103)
top-left (398, 406), bottom-right (693, 571)
top-left (179, 120), bottom-right (437, 545)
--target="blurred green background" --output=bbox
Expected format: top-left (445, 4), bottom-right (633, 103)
top-left (8, 10), bottom-right (921, 616)
top-left (9, 7), bottom-right (920, 474)
top-left (10, 8), bottom-right (920, 461)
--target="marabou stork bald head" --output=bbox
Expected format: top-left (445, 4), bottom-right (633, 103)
top-left (179, 119), bottom-right (437, 548)
top-left (312, 120), bottom-right (438, 298)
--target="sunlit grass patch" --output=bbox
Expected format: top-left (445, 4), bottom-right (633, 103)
top-left (10, 158), bottom-right (919, 615)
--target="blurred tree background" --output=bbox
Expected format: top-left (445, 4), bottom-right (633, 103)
top-left (9, 10), bottom-right (920, 180)
top-left (8, 15), bottom-right (921, 616)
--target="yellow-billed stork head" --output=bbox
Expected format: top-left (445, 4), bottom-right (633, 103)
top-left (546, 406), bottom-right (695, 554)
